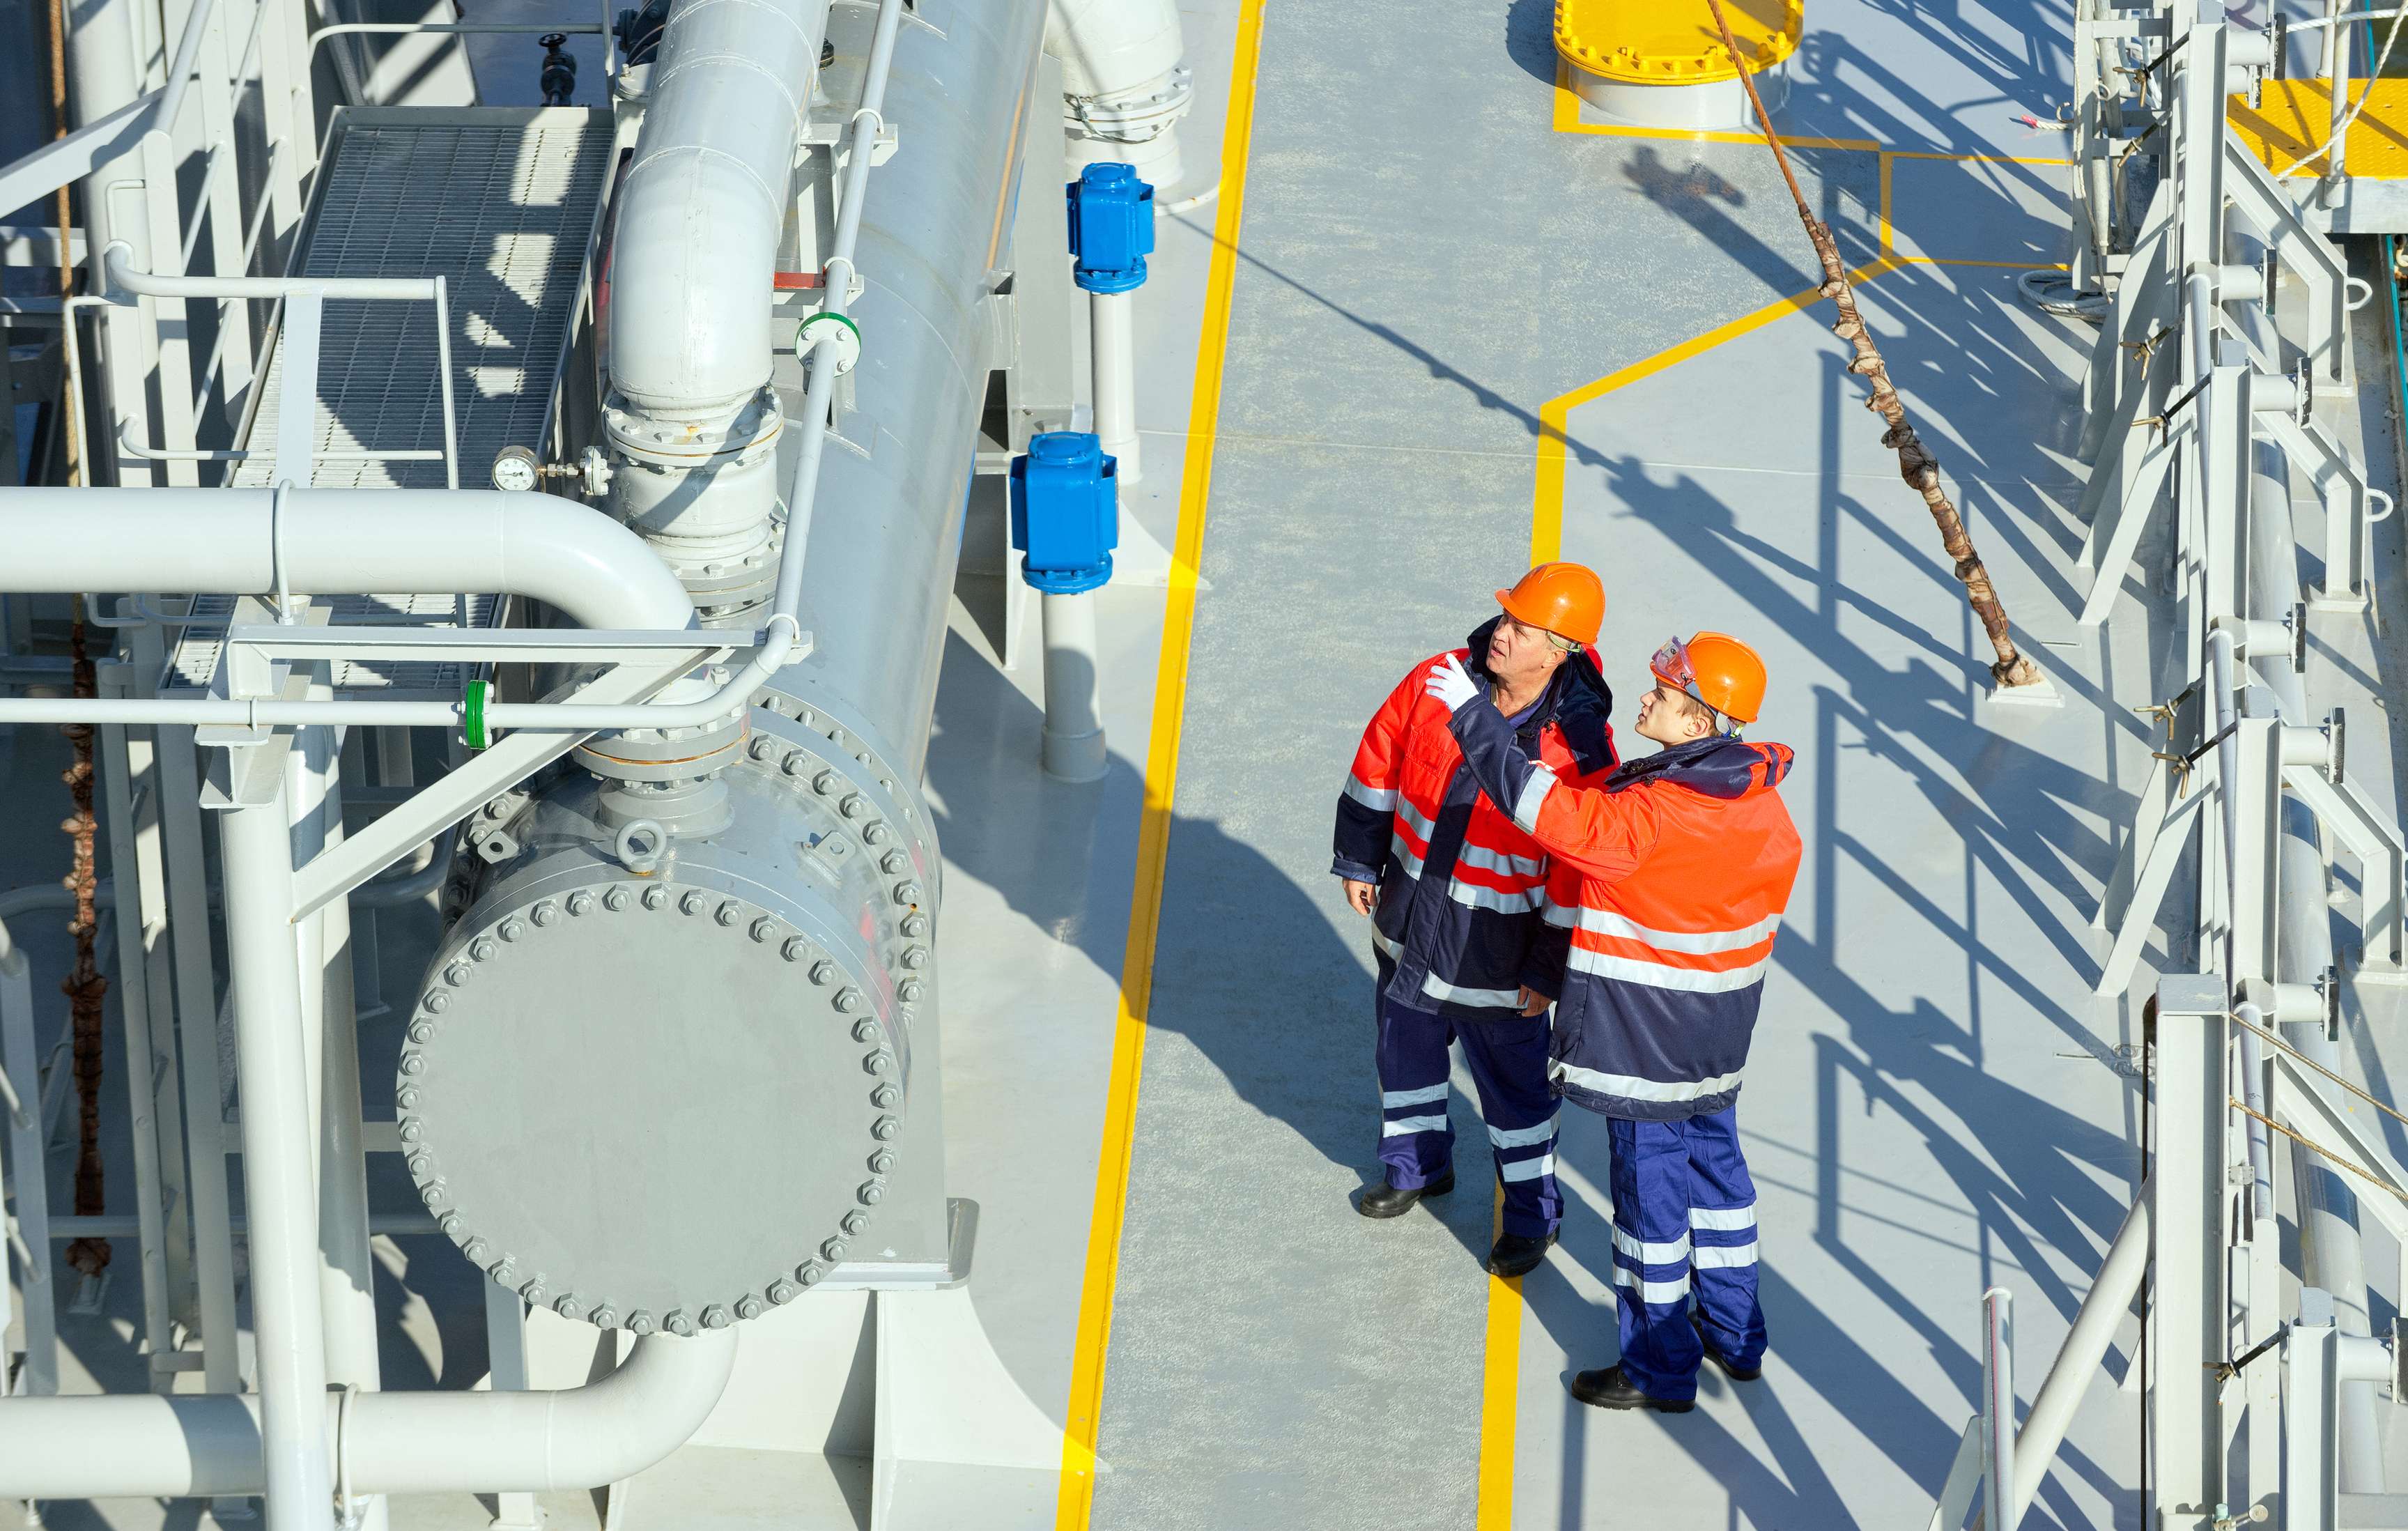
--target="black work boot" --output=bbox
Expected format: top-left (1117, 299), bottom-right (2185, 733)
top-left (1692, 1309), bottom-right (1763, 1382)
top-left (1486, 1229), bottom-right (1558, 1277)
top-left (1566, 1364), bottom-right (1694, 1414)
top-left (1357, 1171), bottom-right (1453, 1218)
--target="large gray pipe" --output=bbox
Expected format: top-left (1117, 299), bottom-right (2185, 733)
top-left (2230, 231), bottom-right (2384, 1492)
top-left (2248, 446), bottom-right (2386, 1489)
top-left (771, 0), bottom-right (1046, 780)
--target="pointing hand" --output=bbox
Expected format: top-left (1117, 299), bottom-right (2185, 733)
top-left (1425, 654), bottom-right (1479, 712)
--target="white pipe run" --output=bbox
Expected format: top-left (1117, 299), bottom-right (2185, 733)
top-left (1040, 590), bottom-right (1106, 782)
top-left (606, 0), bottom-right (826, 421)
top-left (0, 1330), bottom-right (736, 1499)
top-left (0, 488), bottom-right (690, 631)
top-left (0, 488), bottom-right (811, 732)
top-left (1091, 288), bottom-right (1141, 484)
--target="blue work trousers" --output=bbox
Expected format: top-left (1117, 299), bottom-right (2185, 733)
top-left (1373, 991), bottom-right (1561, 1238)
top-left (1607, 1105), bottom-right (1764, 1401)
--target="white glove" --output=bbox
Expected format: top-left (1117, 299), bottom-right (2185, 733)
top-left (1424, 654), bottom-right (1480, 712)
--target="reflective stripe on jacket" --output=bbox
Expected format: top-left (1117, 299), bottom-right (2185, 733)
top-left (1333, 617), bottom-right (1617, 1020)
top-left (1442, 700), bottom-right (1800, 1118)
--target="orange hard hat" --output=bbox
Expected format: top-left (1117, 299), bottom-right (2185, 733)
top-left (1495, 562), bottom-right (1605, 647)
top-left (1651, 631), bottom-right (1768, 725)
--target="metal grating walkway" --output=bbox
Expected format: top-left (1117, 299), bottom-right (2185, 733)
top-left (173, 106), bottom-right (612, 698)
top-left (236, 105), bottom-right (612, 493)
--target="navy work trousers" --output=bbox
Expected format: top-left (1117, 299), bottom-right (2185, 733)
top-left (1373, 990), bottom-right (1561, 1238)
top-left (1607, 1105), bottom-right (1765, 1401)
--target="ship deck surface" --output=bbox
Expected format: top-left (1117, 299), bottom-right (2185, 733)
top-left (13, 0), bottom-right (2408, 1526)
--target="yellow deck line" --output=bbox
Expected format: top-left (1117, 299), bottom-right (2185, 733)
top-left (1529, 256), bottom-right (1901, 565)
top-left (1489, 259), bottom-right (1903, 1525)
top-left (1052, 0), bottom-right (1267, 1525)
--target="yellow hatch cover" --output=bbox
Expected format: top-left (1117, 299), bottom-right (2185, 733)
top-left (2229, 78), bottom-right (2408, 179)
top-left (1555, 0), bottom-right (1803, 85)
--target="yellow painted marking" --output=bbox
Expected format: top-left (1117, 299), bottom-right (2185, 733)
top-left (1052, 0), bottom-right (1266, 1524)
top-left (1476, 1187), bottom-right (1523, 1530)
top-left (2230, 78), bottom-right (2408, 178)
top-left (1489, 261), bottom-right (1906, 1526)
top-left (1878, 151), bottom-right (1893, 255)
top-left (1530, 256), bottom-right (1901, 565)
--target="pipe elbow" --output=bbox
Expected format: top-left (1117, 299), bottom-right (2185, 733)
top-left (346, 1330), bottom-right (739, 1492)
top-left (486, 492), bottom-right (698, 632)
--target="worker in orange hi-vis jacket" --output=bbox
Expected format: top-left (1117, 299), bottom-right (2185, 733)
top-left (1331, 565), bottom-right (1618, 1279)
top-left (1426, 631), bottom-right (1802, 1414)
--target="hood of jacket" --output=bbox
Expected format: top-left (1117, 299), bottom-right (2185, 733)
top-left (1603, 734), bottom-right (1792, 800)
top-left (1465, 615), bottom-right (1615, 774)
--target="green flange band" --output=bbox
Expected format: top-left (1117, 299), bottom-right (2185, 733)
top-left (462, 679), bottom-right (491, 751)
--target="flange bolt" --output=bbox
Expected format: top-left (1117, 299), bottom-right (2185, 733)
top-left (627, 1310), bottom-right (655, 1336)
top-left (665, 1310), bottom-right (695, 1337)
top-left (700, 1305), bottom-right (730, 1330)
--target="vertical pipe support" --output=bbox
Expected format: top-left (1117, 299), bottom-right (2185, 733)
top-left (1040, 590), bottom-right (1107, 782)
top-left (1982, 1287), bottom-right (2015, 1531)
top-left (1090, 288), bottom-right (1140, 485)
top-left (0, 942), bottom-right (58, 1398)
top-left (213, 739), bottom-right (337, 1530)
top-left (2152, 975), bottom-right (2229, 1531)
top-left (2287, 1290), bottom-right (2342, 1530)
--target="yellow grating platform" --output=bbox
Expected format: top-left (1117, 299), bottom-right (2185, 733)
top-left (1554, 0), bottom-right (1800, 84)
top-left (2229, 77), bottom-right (2408, 178)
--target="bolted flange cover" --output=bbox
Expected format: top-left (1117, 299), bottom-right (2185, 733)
top-left (401, 743), bottom-right (929, 1328)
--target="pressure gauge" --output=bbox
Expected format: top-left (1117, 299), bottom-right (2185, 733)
top-left (491, 444), bottom-right (543, 493)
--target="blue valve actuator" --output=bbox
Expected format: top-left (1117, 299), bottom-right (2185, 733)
top-left (1010, 431), bottom-right (1118, 594)
top-left (1067, 162), bottom-right (1155, 295)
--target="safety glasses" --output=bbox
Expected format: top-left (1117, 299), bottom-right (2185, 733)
top-left (1650, 634), bottom-right (1696, 695)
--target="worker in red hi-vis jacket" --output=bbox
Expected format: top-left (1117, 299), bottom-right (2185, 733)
top-left (1426, 631), bottom-right (1801, 1414)
top-left (1332, 566), bottom-right (1618, 1279)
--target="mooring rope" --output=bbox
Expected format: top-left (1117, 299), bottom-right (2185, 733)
top-left (1700, 0), bottom-right (2043, 689)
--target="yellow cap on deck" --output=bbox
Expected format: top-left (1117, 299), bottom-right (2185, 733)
top-left (1554, 0), bottom-right (1803, 86)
